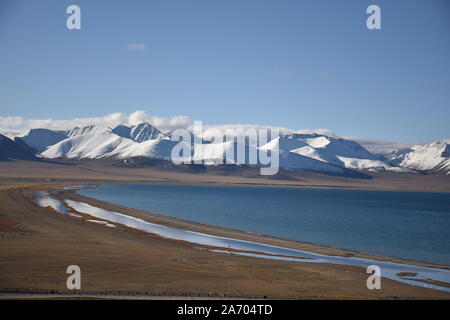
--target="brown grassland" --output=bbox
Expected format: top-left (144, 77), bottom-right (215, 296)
top-left (1, 159), bottom-right (449, 299)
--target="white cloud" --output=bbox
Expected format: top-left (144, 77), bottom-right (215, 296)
top-left (126, 43), bottom-right (147, 52)
top-left (197, 124), bottom-right (293, 141)
top-left (1, 112), bottom-right (446, 154)
top-left (0, 116), bottom-right (25, 128)
top-left (191, 124), bottom-right (337, 142)
top-left (127, 111), bottom-right (191, 131)
top-left (343, 137), bottom-right (420, 154)
top-left (0, 112), bottom-right (334, 139)
top-left (0, 111), bottom-right (191, 135)
top-left (0, 129), bottom-right (28, 139)
top-left (294, 128), bottom-right (337, 137)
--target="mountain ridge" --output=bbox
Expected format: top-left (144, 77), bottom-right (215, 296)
top-left (5, 122), bottom-right (450, 175)
top-left (383, 141), bottom-right (450, 174)
top-left (0, 133), bottom-right (41, 161)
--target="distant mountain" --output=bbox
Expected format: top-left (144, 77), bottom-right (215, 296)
top-left (384, 141), bottom-right (450, 174)
top-left (40, 123), bottom-right (174, 160)
top-left (16, 122), bottom-right (168, 158)
top-left (0, 134), bottom-right (40, 161)
top-left (260, 134), bottom-right (407, 172)
top-left (112, 122), bottom-right (166, 142)
top-left (67, 125), bottom-right (111, 138)
top-left (15, 128), bottom-right (68, 152)
top-left (12, 122), bottom-right (448, 176)
top-left (41, 125), bottom-right (132, 159)
top-left (118, 138), bottom-right (179, 159)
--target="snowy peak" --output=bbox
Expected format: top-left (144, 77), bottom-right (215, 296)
top-left (20, 122), bottom-right (167, 159)
top-left (9, 121), bottom-right (448, 176)
top-left (260, 135), bottom-right (308, 152)
top-left (385, 141), bottom-right (450, 174)
top-left (110, 125), bottom-right (131, 139)
top-left (112, 122), bottom-right (165, 142)
top-left (68, 125), bottom-right (111, 138)
top-left (129, 122), bottom-right (165, 142)
top-left (261, 133), bottom-right (400, 172)
top-left (41, 123), bottom-right (168, 160)
top-left (262, 133), bottom-right (374, 159)
top-left (16, 128), bottom-right (68, 152)
top-left (41, 129), bottom-right (130, 159)
top-left (117, 138), bottom-right (179, 160)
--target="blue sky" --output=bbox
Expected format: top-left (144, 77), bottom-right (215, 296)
top-left (0, 0), bottom-right (449, 142)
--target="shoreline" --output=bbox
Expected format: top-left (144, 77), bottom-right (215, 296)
top-left (72, 179), bottom-right (450, 194)
top-left (65, 183), bottom-right (450, 270)
top-left (58, 177), bottom-right (450, 194)
top-left (2, 179), bottom-right (450, 299)
top-left (1, 159), bottom-right (450, 194)
top-left (26, 183), bottom-right (450, 292)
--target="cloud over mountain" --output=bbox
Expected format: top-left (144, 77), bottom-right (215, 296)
top-left (0, 111), bottom-right (191, 134)
top-left (1, 111), bottom-right (448, 158)
top-left (2, 113), bottom-right (449, 175)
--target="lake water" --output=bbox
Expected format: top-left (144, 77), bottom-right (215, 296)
top-left (78, 184), bottom-right (450, 266)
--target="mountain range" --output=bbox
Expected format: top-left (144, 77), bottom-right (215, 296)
top-left (2, 122), bottom-right (449, 176)
top-left (0, 133), bottom-right (39, 161)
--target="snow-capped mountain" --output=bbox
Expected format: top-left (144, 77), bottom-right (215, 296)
top-left (384, 141), bottom-right (450, 174)
top-left (38, 125), bottom-right (399, 174)
top-left (67, 125), bottom-right (110, 138)
top-left (112, 122), bottom-right (166, 142)
top-left (117, 138), bottom-right (179, 159)
top-left (41, 126), bottom-right (132, 159)
top-left (14, 122), bottom-right (168, 155)
top-left (260, 134), bottom-right (406, 172)
top-left (39, 123), bottom-right (176, 160)
top-left (15, 128), bottom-right (68, 152)
top-left (10, 121), bottom-right (448, 176)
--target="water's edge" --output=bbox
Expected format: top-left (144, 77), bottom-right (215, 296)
top-left (30, 184), bottom-right (450, 293)
top-left (77, 183), bottom-right (450, 266)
